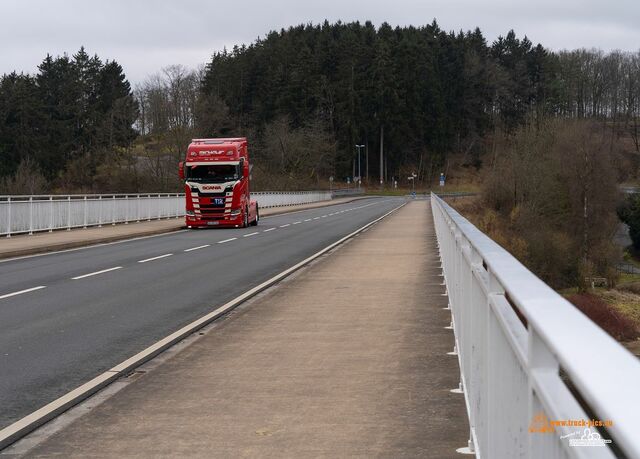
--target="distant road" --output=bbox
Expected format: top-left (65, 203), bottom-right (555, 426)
top-left (0, 196), bottom-right (404, 430)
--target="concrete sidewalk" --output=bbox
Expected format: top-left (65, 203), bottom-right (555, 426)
top-left (0, 197), bottom-right (366, 260)
top-left (15, 201), bottom-right (470, 458)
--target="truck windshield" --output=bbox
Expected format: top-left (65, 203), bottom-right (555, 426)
top-left (186, 164), bottom-right (240, 183)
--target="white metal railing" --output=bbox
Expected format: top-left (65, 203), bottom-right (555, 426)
top-left (0, 194), bottom-right (183, 237)
top-left (431, 193), bottom-right (640, 459)
top-left (252, 191), bottom-right (332, 208)
top-left (0, 191), bottom-right (339, 237)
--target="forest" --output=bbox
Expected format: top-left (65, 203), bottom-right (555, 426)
top-left (0, 20), bottom-right (639, 194)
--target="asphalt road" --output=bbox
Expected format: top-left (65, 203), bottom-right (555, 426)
top-left (0, 197), bottom-right (404, 430)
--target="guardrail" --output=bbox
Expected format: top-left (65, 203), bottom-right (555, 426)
top-left (0, 191), bottom-right (339, 237)
top-left (0, 194), bottom-right (183, 237)
top-left (431, 193), bottom-right (640, 459)
top-left (252, 191), bottom-right (332, 208)
top-left (331, 188), bottom-right (366, 197)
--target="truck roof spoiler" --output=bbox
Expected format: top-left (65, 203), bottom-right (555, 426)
top-left (190, 138), bottom-right (246, 144)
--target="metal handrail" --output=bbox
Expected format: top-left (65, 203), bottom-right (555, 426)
top-left (0, 191), bottom-right (337, 237)
top-left (431, 192), bottom-right (640, 458)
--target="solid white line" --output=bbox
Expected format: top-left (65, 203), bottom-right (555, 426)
top-left (218, 238), bottom-right (237, 244)
top-left (293, 221), bottom-right (301, 225)
top-left (71, 267), bottom-right (122, 280)
top-left (138, 253), bottom-right (173, 263)
top-left (279, 224), bottom-right (290, 228)
top-left (243, 232), bottom-right (259, 237)
top-left (0, 285), bottom-right (46, 300)
top-left (263, 228), bottom-right (276, 232)
top-left (184, 244), bottom-right (210, 252)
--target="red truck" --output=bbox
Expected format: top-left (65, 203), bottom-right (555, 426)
top-left (178, 138), bottom-right (259, 228)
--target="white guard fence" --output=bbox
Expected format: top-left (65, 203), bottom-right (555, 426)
top-left (252, 191), bottom-right (332, 209)
top-left (431, 193), bottom-right (640, 459)
top-left (0, 191), bottom-right (338, 237)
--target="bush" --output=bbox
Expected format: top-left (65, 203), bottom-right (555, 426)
top-left (567, 293), bottom-right (640, 341)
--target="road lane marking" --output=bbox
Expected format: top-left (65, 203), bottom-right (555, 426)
top-left (71, 267), bottom-right (123, 280)
top-left (243, 232), bottom-right (259, 237)
top-left (138, 254), bottom-right (173, 263)
top-left (184, 245), bottom-right (210, 252)
top-left (0, 286), bottom-right (46, 300)
top-left (293, 221), bottom-right (301, 225)
top-left (321, 215), bottom-right (327, 218)
top-left (218, 238), bottom-right (237, 244)
top-left (304, 219), bottom-right (312, 222)
top-left (279, 224), bottom-right (290, 228)
top-left (263, 228), bottom-right (276, 232)
top-left (313, 217), bottom-right (320, 220)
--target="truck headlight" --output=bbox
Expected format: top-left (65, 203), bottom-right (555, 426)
top-left (186, 210), bottom-right (195, 216)
top-left (230, 208), bottom-right (241, 216)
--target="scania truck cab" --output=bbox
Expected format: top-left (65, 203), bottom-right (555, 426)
top-left (179, 138), bottom-right (258, 228)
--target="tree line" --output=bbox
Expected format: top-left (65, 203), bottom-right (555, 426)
top-left (0, 21), bottom-right (639, 193)
top-left (0, 47), bottom-right (138, 192)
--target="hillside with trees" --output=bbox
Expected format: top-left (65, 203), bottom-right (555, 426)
top-left (2, 21), bottom-right (639, 194)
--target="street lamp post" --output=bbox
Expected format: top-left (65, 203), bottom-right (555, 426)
top-left (355, 144), bottom-right (364, 189)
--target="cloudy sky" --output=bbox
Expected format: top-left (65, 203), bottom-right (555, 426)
top-left (1, 0), bottom-right (638, 84)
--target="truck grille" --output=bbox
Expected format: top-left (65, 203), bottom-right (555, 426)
top-left (192, 192), bottom-right (232, 220)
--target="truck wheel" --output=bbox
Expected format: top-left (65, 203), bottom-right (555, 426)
top-left (251, 205), bottom-right (259, 226)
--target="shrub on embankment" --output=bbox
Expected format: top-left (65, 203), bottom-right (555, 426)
top-left (567, 293), bottom-right (640, 342)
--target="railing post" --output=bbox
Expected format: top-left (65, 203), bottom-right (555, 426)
top-left (157, 194), bottom-right (161, 220)
top-left (136, 194), bottom-right (140, 222)
top-left (67, 196), bottom-right (71, 231)
top-left (112, 195), bottom-right (116, 225)
top-left (6, 197), bottom-right (11, 238)
top-left (83, 196), bottom-right (87, 229)
top-left (49, 196), bottom-right (53, 232)
top-left (148, 194), bottom-right (151, 221)
top-left (28, 196), bottom-right (33, 235)
top-left (125, 195), bottom-right (129, 224)
top-left (98, 195), bottom-right (102, 227)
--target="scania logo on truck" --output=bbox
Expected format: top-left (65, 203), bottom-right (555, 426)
top-left (189, 150), bottom-right (227, 157)
top-left (201, 185), bottom-right (222, 190)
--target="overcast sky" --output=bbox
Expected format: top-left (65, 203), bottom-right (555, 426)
top-left (1, 0), bottom-right (639, 84)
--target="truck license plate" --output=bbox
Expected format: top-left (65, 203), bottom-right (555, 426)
top-left (207, 221), bottom-right (219, 226)
top-left (213, 198), bottom-right (225, 206)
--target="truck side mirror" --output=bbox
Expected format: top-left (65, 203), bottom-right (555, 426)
top-left (178, 161), bottom-right (185, 180)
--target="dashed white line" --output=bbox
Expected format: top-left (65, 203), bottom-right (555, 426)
top-left (313, 217), bottom-right (320, 220)
top-left (321, 215), bottom-right (327, 218)
top-left (243, 232), bottom-right (259, 237)
top-left (329, 213), bottom-right (335, 216)
top-left (263, 228), bottom-right (276, 232)
top-left (184, 245), bottom-right (210, 252)
top-left (293, 221), bottom-right (301, 225)
top-left (279, 224), bottom-right (290, 228)
top-left (138, 253), bottom-right (173, 263)
top-left (218, 238), bottom-right (237, 244)
top-left (304, 219), bottom-right (312, 222)
top-left (72, 266), bottom-right (122, 280)
top-left (0, 285), bottom-right (46, 300)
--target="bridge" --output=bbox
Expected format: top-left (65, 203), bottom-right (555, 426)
top-left (0, 193), bottom-right (638, 458)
